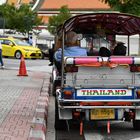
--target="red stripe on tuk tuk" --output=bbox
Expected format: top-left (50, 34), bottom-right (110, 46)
top-left (107, 102), bottom-right (132, 106)
top-left (109, 56), bottom-right (133, 64)
top-left (80, 102), bottom-right (132, 106)
top-left (74, 57), bottom-right (99, 65)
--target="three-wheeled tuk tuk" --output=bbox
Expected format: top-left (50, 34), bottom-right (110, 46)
top-left (50, 12), bottom-right (140, 133)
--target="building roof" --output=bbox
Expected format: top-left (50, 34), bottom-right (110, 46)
top-left (6, 0), bottom-right (110, 24)
top-left (40, 0), bottom-right (110, 10)
top-left (6, 0), bottom-right (110, 11)
top-left (7, 0), bottom-right (29, 4)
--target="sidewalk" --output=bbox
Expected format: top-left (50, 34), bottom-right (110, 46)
top-left (0, 68), bottom-right (50, 140)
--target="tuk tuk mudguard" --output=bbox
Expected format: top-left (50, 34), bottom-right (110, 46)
top-left (59, 108), bottom-right (73, 120)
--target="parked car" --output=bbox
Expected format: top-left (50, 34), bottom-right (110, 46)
top-left (0, 37), bottom-right (42, 59)
top-left (37, 44), bottom-right (49, 59)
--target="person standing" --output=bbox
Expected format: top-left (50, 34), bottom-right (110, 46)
top-left (0, 41), bottom-right (4, 68)
top-left (28, 36), bottom-right (33, 45)
top-left (48, 43), bottom-right (55, 66)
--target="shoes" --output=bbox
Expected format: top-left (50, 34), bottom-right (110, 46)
top-left (1, 65), bottom-right (5, 69)
top-left (48, 63), bottom-right (53, 66)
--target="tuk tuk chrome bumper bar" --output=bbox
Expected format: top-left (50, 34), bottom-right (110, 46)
top-left (58, 105), bottom-right (140, 109)
top-left (58, 99), bottom-right (140, 102)
top-left (58, 99), bottom-right (140, 109)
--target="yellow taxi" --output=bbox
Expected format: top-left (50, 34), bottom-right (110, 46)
top-left (0, 37), bottom-right (42, 59)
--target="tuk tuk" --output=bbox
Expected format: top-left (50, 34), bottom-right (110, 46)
top-left (50, 12), bottom-right (140, 133)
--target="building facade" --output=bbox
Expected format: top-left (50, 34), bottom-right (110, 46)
top-left (6, 0), bottom-right (110, 24)
top-left (38, 0), bottom-right (110, 24)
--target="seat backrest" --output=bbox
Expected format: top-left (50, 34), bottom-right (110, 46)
top-left (113, 44), bottom-right (127, 56)
top-left (99, 47), bottom-right (111, 57)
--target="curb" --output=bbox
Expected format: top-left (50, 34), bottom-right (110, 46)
top-left (28, 79), bottom-right (50, 140)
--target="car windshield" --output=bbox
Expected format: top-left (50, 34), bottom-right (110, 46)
top-left (14, 39), bottom-right (30, 46)
top-left (37, 44), bottom-right (48, 50)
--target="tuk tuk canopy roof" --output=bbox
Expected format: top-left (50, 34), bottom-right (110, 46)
top-left (62, 12), bottom-right (140, 36)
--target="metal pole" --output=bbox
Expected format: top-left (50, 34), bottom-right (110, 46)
top-left (61, 29), bottom-right (65, 88)
top-left (3, 18), bottom-right (5, 36)
top-left (139, 34), bottom-right (140, 55)
top-left (127, 35), bottom-right (130, 55)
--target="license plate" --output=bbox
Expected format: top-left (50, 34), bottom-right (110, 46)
top-left (90, 109), bottom-right (115, 120)
top-left (36, 53), bottom-right (39, 56)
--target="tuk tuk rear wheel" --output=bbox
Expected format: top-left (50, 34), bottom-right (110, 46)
top-left (133, 120), bottom-right (140, 130)
top-left (55, 98), bottom-right (67, 130)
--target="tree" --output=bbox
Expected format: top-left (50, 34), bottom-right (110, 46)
top-left (48, 5), bottom-right (72, 35)
top-left (0, 4), bottom-right (43, 35)
top-left (15, 4), bottom-right (43, 35)
top-left (0, 4), bottom-right (16, 29)
top-left (100, 0), bottom-right (140, 16)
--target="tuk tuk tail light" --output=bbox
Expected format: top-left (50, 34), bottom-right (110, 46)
top-left (136, 90), bottom-right (140, 98)
top-left (73, 112), bottom-right (80, 119)
top-left (130, 65), bottom-right (140, 72)
top-left (63, 90), bottom-right (73, 99)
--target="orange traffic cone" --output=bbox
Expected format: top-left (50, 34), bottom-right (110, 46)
top-left (17, 55), bottom-right (28, 76)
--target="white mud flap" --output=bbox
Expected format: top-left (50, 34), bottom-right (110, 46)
top-left (59, 108), bottom-right (72, 120)
top-left (117, 109), bottom-right (124, 120)
top-left (135, 109), bottom-right (140, 120)
top-left (52, 66), bottom-right (57, 82)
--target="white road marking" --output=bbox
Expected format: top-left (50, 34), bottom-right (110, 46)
top-left (84, 131), bottom-right (104, 140)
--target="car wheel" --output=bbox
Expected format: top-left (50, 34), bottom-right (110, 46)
top-left (15, 51), bottom-right (22, 59)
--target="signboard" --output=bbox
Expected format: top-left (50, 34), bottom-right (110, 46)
top-left (77, 89), bottom-right (132, 96)
top-left (76, 88), bottom-right (133, 100)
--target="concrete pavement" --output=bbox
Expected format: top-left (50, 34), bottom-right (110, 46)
top-left (0, 68), bottom-right (50, 140)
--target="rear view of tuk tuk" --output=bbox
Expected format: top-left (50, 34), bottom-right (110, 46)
top-left (52, 12), bottom-right (140, 131)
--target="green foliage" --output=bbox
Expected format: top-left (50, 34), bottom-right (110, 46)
top-left (100, 0), bottom-right (140, 16)
top-left (15, 4), bottom-right (42, 35)
top-left (0, 4), bottom-right (43, 35)
top-left (48, 5), bottom-right (72, 35)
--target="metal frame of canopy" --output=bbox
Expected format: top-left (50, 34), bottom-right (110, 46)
top-left (57, 12), bottom-right (140, 86)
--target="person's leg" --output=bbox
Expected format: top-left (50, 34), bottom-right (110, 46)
top-left (48, 49), bottom-right (54, 66)
top-left (0, 50), bottom-right (4, 66)
top-left (54, 60), bottom-right (61, 75)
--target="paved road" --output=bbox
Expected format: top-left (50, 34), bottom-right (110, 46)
top-left (0, 64), bottom-right (50, 140)
top-left (3, 58), bottom-right (52, 73)
top-left (2, 58), bottom-right (140, 140)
